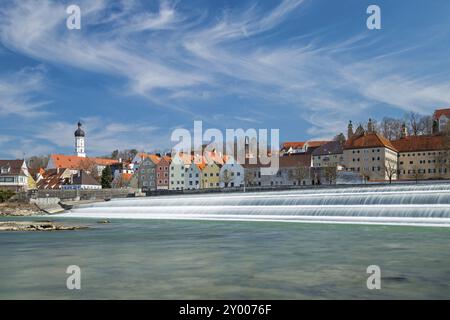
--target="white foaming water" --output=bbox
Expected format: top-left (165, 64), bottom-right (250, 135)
top-left (55, 183), bottom-right (450, 226)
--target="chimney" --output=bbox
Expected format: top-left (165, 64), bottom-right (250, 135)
top-left (401, 123), bottom-right (408, 139)
top-left (347, 120), bottom-right (353, 139)
top-left (367, 118), bottom-right (374, 133)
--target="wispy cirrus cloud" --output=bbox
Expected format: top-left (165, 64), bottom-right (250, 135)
top-left (34, 117), bottom-right (162, 155)
top-left (0, 66), bottom-right (50, 117)
top-left (1, 0), bottom-right (450, 148)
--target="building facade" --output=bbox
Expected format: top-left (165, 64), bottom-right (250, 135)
top-left (0, 159), bottom-right (35, 191)
top-left (169, 153), bottom-right (192, 190)
top-left (62, 170), bottom-right (101, 190)
top-left (137, 157), bottom-right (157, 191)
top-left (392, 134), bottom-right (449, 180)
top-left (185, 163), bottom-right (202, 190)
top-left (312, 140), bottom-right (344, 168)
top-left (220, 157), bottom-right (244, 188)
top-left (201, 162), bottom-right (221, 189)
top-left (344, 121), bottom-right (398, 182)
top-left (156, 156), bottom-right (171, 190)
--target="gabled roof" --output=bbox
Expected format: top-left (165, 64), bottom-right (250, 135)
top-left (312, 141), bottom-right (344, 156)
top-left (433, 108), bottom-right (450, 119)
top-left (171, 152), bottom-right (193, 165)
top-left (71, 170), bottom-right (100, 186)
top-left (391, 134), bottom-right (445, 152)
top-left (161, 155), bottom-right (172, 163)
top-left (49, 154), bottom-right (117, 170)
top-left (37, 168), bottom-right (71, 190)
top-left (203, 151), bottom-right (225, 165)
top-left (344, 132), bottom-right (397, 152)
top-left (0, 159), bottom-right (25, 176)
top-left (136, 153), bottom-right (162, 165)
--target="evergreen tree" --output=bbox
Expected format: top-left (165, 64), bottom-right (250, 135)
top-left (101, 166), bottom-right (113, 189)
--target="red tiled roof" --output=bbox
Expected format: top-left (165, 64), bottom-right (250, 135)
top-left (136, 153), bottom-right (162, 164)
top-left (305, 141), bottom-right (330, 148)
top-left (49, 154), bottom-right (118, 170)
top-left (344, 132), bottom-right (397, 152)
top-left (391, 134), bottom-right (445, 152)
top-left (433, 108), bottom-right (450, 119)
top-left (37, 168), bottom-right (71, 189)
top-left (282, 142), bottom-right (305, 149)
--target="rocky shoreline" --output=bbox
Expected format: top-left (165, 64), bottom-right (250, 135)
top-left (0, 221), bottom-right (87, 231)
top-left (0, 203), bottom-right (44, 217)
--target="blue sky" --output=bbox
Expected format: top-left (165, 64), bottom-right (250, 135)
top-left (1, 0), bottom-right (450, 158)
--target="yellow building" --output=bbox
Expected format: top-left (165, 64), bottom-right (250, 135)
top-left (201, 162), bottom-right (221, 189)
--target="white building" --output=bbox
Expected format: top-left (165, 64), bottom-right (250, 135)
top-left (169, 153), bottom-right (192, 190)
top-left (0, 159), bottom-right (33, 191)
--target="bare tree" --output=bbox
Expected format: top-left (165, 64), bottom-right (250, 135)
top-left (112, 174), bottom-right (128, 189)
top-left (323, 166), bottom-right (337, 184)
top-left (244, 169), bottom-right (256, 187)
top-left (79, 159), bottom-right (100, 180)
top-left (333, 133), bottom-right (346, 145)
top-left (380, 117), bottom-right (403, 140)
top-left (27, 155), bottom-right (49, 170)
top-left (290, 165), bottom-right (310, 185)
top-left (222, 169), bottom-right (232, 187)
top-left (384, 162), bottom-right (397, 184)
top-left (408, 112), bottom-right (421, 136)
top-left (418, 116), bottom-right (433, 135)
top-left (360, 167), bottom-right (371, 184)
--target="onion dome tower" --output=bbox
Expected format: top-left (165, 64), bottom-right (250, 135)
top-left (74, 121), bottom-right (86, 157)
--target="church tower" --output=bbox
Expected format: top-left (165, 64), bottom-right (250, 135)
top-left (347, 120), bottom-right (354, 139)
top-left (74, 121), bottom-right (86, 157)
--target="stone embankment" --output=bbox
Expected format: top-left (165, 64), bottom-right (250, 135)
top-left (0, 203), bottom-right (43, 216)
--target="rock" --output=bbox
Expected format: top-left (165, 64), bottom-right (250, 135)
top-left (97, 220), bottom-right (111, 224)
top-left (0, 221), bottom-right (88, 232)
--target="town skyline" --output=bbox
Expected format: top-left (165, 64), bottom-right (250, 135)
top-left (2, 0), bottom-right (450, 158)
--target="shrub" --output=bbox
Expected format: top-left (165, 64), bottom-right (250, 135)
top-left (0, 189), bottom-right (15, 203)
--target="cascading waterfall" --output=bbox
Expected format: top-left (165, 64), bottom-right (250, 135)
top-left (56, 183), bottom-right (450, 226)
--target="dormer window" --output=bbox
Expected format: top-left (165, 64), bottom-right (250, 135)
top-left (1, 165), bottom-right (10, 174)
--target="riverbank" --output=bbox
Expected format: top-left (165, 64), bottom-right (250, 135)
top-left (0, 202), bottom-right (44, 216)
top-left (0, 220), bottom-right (87, 231)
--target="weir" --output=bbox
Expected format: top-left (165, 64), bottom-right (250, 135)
top-left (56, 183), bottom-right (450, 226)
